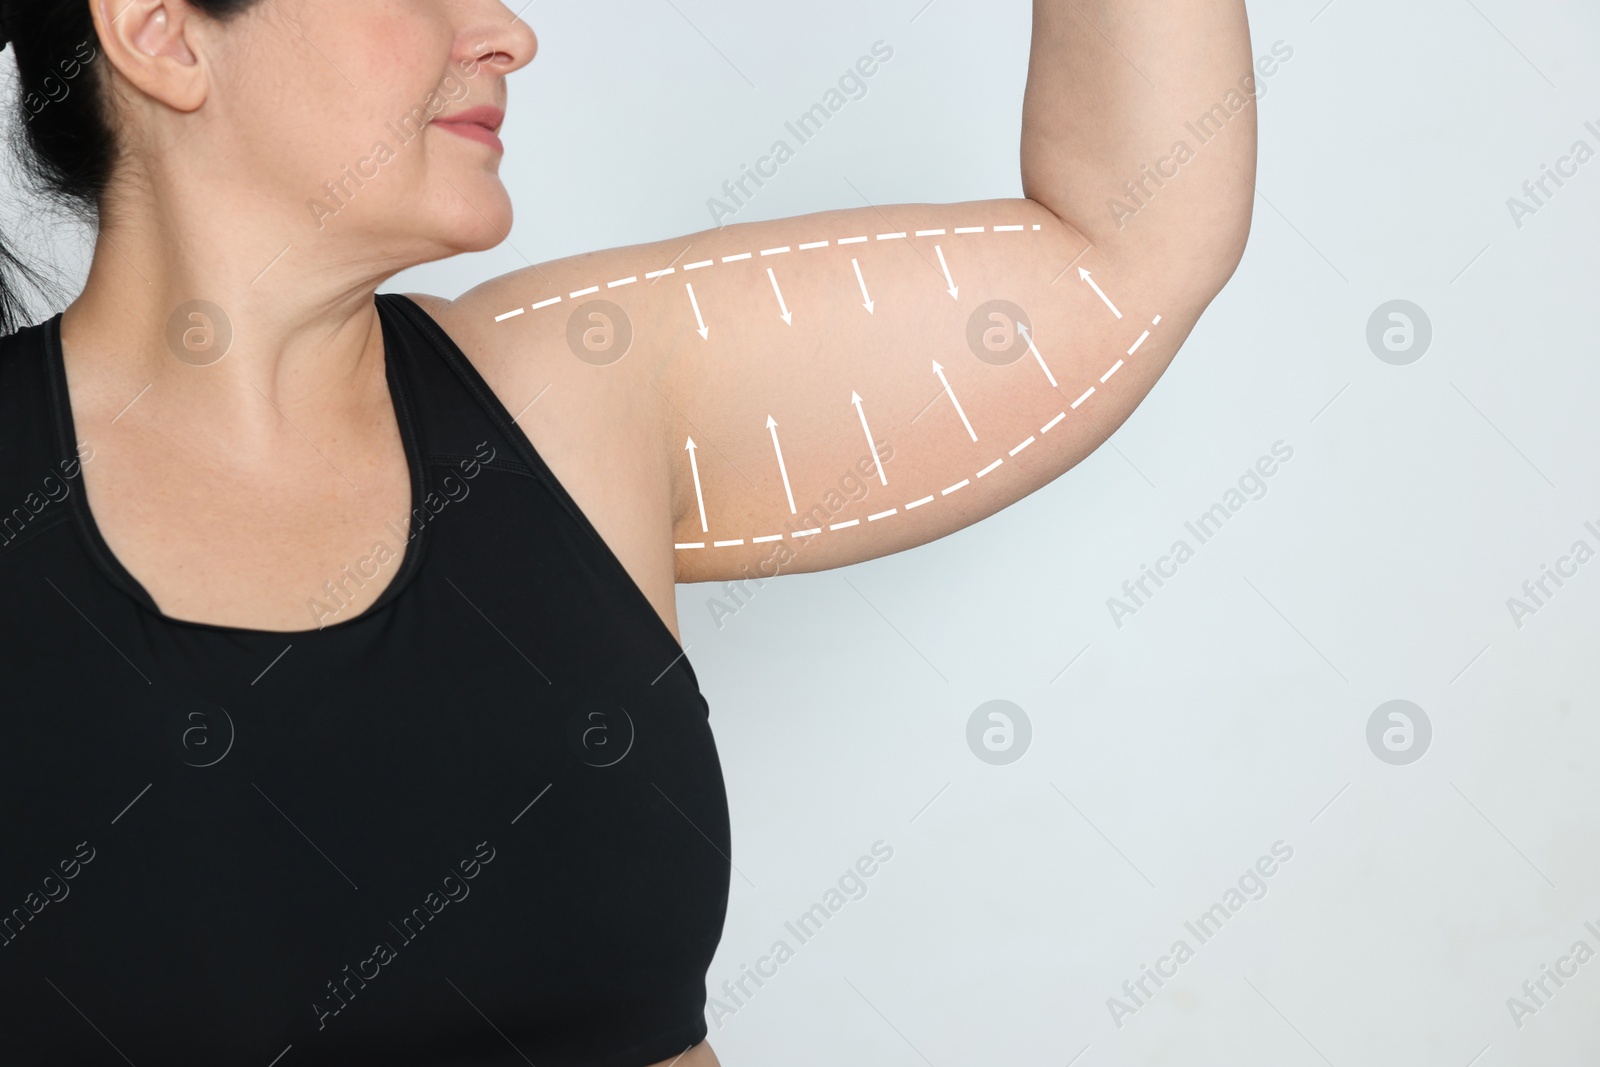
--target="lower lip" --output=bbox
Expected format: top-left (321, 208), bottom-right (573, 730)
top-left (434, 121), bottom-right (504, 154)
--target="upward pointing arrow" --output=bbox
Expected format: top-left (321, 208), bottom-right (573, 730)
top-left (850, 391), bottom-right (888, 485)
top-left (684, 436), bottom-right (708, 533)
top-left (1079, 268), bottom-right (1122, 319)
top-left (1015, 322), bottom-right (1058, 388)
top-left (932, 360), bottom-right (978, 442)
top-left (766, 415), bottom-right (797, 514)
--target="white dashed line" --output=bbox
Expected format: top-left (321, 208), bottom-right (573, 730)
top-left (495, 228), bottom-right (1157, 556)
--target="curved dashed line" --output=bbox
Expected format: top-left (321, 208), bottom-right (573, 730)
top-left (492, 222), bottom-right (1045, 321)
top-left (673, 311), bottom-right (1164, 552)
top-left (483, 223), bottom-right (1145, 553)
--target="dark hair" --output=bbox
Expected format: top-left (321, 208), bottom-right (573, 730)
top-left (0, 0), bottom-right (258, 335)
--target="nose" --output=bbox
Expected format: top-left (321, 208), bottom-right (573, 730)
top-left (459, 7), bottom-right (538, 79)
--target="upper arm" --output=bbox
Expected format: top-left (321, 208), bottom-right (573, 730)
top-left (441, 192), bottom-right (1245, 586)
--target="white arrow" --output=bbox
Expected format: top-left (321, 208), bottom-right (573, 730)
top-left (1079, 267), bottom-right (1121, 319)
top-left (766, 414), bottom-right (797, 514)
top-left (852, 258), bottom-right (875, 314)
top-left (932, 360), bottom-right (977, 441)
top-left (850, 391), bottom-right (888, 485)
top-left (767, 267), bottom-right (792, 326)
top-left (1015, 322), bottom-right (1058, 388)
top-left (935, 245), bottom-right (959, 300)
top-left (685, 436), bottom-right (708, 533)
top-left (686, 281), bottom-right (709, 339)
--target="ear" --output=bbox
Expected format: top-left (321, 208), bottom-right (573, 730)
top-left (92, 0), bottom-right (207, 113)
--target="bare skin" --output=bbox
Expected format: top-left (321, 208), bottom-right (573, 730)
top-left (50, 0), bottom-right (1254, 1060)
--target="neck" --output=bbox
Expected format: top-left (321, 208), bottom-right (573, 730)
top-left (57, 188), bottom-right (420, 450)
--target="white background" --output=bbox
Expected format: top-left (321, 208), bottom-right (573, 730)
top-left (408, 1), bottom-right (1600, 1064)
top-left (10, 0), bottom-right (1600, 1063)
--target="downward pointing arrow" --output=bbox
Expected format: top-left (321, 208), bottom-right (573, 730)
top-left (935, 245), bottom-right (959, 300)
top-left (766, 414), bottom-right (797, 514)
top-left (685, 436), bottom-right (708, 533)
top-left (767, 267), bottom-right (792, 325)
top-left (1079, 267), bottom-right (1122, 319)
top-left (850, 391), bottom-right (888, 485)
top-left (852, 258), bottom-right (875, 314)
top-left (686, 281), bottom-right (709, 339)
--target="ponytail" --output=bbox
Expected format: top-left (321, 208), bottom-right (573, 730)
top-left (0, 0), bottom-right (260, 336)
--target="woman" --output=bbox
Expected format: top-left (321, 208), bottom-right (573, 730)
top-left (0, 0), bottom-right (1254, 1063)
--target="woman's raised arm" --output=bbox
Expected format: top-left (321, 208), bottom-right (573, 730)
top-left (441, 0), bottom-right (1256, 585)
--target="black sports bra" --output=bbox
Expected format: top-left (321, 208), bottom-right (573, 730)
top-left (0, 294), bottom-right (731, 1066)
